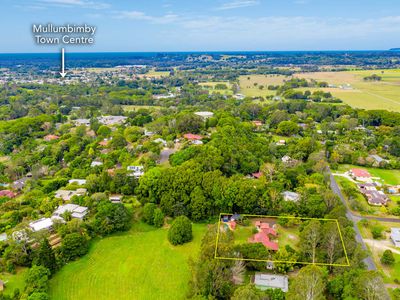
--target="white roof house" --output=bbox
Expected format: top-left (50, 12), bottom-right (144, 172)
top-left (127, 166), bottom-right (144, 178)
top-left (97, 116), bottom-right (128, 126)
top-left (68, 179), bottom-right (87, 185)
top-left (253, 273), bottom-right (289, 293)
top-left (195, 111), bottom-right (214, 119)
top-left (391, 228), bottom-right (400, 247)
top-left (153, 138), bottom-right (167, 146)
top-left (282, 191), bottom-right (300, 202)
top-left (55, 188), bottom-right (87, 201)
top-left (109, 194), bottom-right (123, 203)
top-left (91, 161), bottom-right (103, 167)
top-left (73, 118), bottom-right (91, 126)
top-left (53, 204), bottom-right (88, 220)
top-left (0, 233), bottom-right (7, 242)
top-left (29, 218), bottom-right (54, 232)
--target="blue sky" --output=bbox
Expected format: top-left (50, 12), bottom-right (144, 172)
top-left (2, 0), bottom-right (400, 52)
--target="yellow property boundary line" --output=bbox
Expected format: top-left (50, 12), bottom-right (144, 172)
top-left (214, 213), bottom-right (350, 267)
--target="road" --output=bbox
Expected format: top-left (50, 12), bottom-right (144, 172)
top-left (329, 171), bottom-right (377, 270)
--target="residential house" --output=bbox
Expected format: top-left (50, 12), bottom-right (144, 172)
top-left (233, 94), bottom-right (245, 100)
top-left (249, 221), bottom-right (278, 251)
top-left (0, 190), bottom-right (16, 198)
top-left (54, 188), bottom-right (87, 201)
top-left (91, 160), bottom-right (103, 167)
top-left (349, 168), bottom-right (372, 182)
top-left (53, 204), bottom-right (88, 220)
top-left (68, 179), bottom-right (86, 186)
top-left (127, 165), bottom-right (144, 178)
top-left (109, 194), bottom-right (123, 203)
top-left (251, 172), bottom-right (263, 179)
top-left (0, 233), bottom-right (7, 242)
top-left (282, 191), bottom-right (300, 202)
top-left (391, 228), bottom-right (400, 247)
top-left (97, 115), bottom-right (128, 126)
top-left (44, 134), bottom-right (59, 141)
top-left (195, 111), bottom-right (214, 119)
top-left (73, 118), bottom-right (91, 126)
top-left (183, 133), bottom-right (203, 141)
top-left (253, 273), bottom-right (288, 293)
top-left (369, 154), bottom-right (389, 167)
top-left (153, 138), bottom-right (167, 146)
top-left (357, 183), bottom-right (388, 206)
top-left (29, 218), bottom-right (54, 232)
top-left (276, 140), bottom-right (286, 146)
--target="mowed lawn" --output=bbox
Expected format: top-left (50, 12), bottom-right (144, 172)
top-left (294, 70), bottom-right (400, 112)
top-left (49, 223), bottom-right (207, 300)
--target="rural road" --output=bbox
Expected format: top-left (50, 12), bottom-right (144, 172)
top-left (329, 170), bottom-right (377, 270)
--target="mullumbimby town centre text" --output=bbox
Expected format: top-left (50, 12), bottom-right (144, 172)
top-left (32, 23), bottom-right (97, 45)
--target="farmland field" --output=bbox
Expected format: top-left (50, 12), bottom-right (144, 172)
top-left (122, 105), bottom-right (162, 111)
top-left (238, 74), bottom-right (288, 97)
top-left (199, 81), bottom-right (233, 95)
top-left (294, 70), bottom-right (400, 112)
top-left (49, 222), bottom-right (207, 300)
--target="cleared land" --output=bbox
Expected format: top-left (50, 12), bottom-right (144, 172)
top-left (238, 75), bottom-right (288, 97)
top-left (122, 105), bottom-right (162, 111)
top-left (358, 221), bottom-right (400, 284)
top-left (199, 81), bottom-right (233, 95)
top-left (294, 70), bottom-right (400, 112)
top-left (0, 267), bottom-right (27, 296)
top-left (49, 222), bottom-right (206, 300)
top-left (216, 215), bottom-right (349, 266)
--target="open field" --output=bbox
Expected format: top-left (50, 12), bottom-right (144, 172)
top-left (294, 70), bottom-right (400, 112)
top-left (199, 81), bottom-right (233, 95)
top-left (238, 75), bottom-right (287, 97)
top-left (49, 222), bottom-right (207, 300)
top-left (122, 105), bottom-right (162, 112)
top-left (0, 267), bottom-right (28, 296)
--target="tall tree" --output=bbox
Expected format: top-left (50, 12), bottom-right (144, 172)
top-left (287, 265), bottom-right (326, 300)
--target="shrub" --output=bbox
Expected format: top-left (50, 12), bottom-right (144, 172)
top-left (371, 225), bottom-right (384, 239)
top-left (381, 250), bottom-right (395, 265)
top-left (61, 233), bottom-right (89, 262)
top-left (153, 208), bottom-right (164, 228)
top-left (168, 216), bottom-right (192, 245)
top-left (142, 203), bottom-right (157, 225)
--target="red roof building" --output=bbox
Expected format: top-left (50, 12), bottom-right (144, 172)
top-left (0, 190), bottom-right (16, 198)
top-left (350, 168), bottom-right (371, 178)
top-left (183, 133), bottom-right (203, 140)
top-left (252, 120), bottom-right (263, 127)
top-left (255, 221), bottom-right (277, 236)
top-left (249, 232), bottom-right (278, 251)
top-left (44, 134), bottom-right (59, 141)
top-left (251, 172), bottom-right (263, 179)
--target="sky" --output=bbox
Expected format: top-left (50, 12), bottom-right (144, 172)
top-left (2, 0), bottom-right (400, 52)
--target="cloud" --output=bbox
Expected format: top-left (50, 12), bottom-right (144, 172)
top-left (38, 0), bottom-right (110, 9)
top-left (216, 0), bottom-right (260, 10)
top-left (113, 10), bottom-right (179, 24)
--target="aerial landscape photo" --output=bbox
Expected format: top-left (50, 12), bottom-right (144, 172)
top-left (1, 0), bottom-right (400, 299)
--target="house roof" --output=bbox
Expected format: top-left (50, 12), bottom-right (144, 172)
top-left (44, 134), bottom-right (59, 141)
top-left (29, 218), bottom-right (53, 232)
top-left (250, 232), bottom-right (278, 251)
top-left (252, 172), bottom-right (263, 179)
top-left (254, 273), bottom-right (288, 292)
top-left (183, 133), bottom-right (203, 140)
top-left (0, 190), bottom-right (16, 198)
top-left (351, 168), bottom-right (371, 178)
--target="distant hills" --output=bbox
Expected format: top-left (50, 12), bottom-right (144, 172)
top-left (389, 48), bottom-right (400, 51)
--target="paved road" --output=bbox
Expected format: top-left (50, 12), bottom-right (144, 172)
top-left (329, 171), bottom-right (377, 270)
